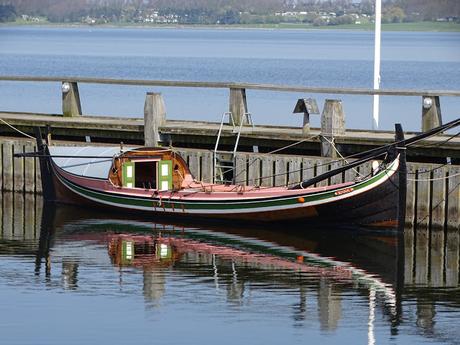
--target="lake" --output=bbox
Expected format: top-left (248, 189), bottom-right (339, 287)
top-left (0, 194), bottom-right (459, 345)
top-left (0, 27), bottom-right (459, 130)
top-left (0, 26), bottom-right (459, 345)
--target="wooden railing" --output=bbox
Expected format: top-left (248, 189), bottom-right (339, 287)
top-left (1, 75), bottom-right (459, 157)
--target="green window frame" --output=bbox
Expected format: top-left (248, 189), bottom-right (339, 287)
top-left (158, 160), bottom-right (172, 191)
top-left (122, 161), bottom-right (135, 188)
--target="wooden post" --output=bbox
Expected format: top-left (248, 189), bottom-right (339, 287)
top-left (274, 157), bottom-right (287, 187)
top-left (248, 156), bottom-right (261, 187)
top-left (405, 163), bottom-right (417, 227)
top-left (422, 96), bottom-right (442, 132)
top-left (416, 167), bottom-right (431, 230)
top-left (188, 151), bottom-right (200, 179)
top-left (201, 151), bottom-right (213, 184)
top-left (320, 100), bottom-right (345, 158)
top-left (2, 142), bottom-right (13, 191)
top-left (447, 166), bottom-right (460, 230)
top-left (431, 167), bottom-right (446, 229)
top-left (24, 142), bottom-right (35, 193)
top-left (288, 157), bottom-right (302, 186)
top-left (234, 153), bottom-right (247, 185)
top-left (62, 82), bottom-right (82, 117)
top-left (144, 92), bottom-right (166, 147)
top-left (260, 156), bottom-right (273, 187)
top-left (13, 143), bottom-right (24, 193)
top-left (229, 88), bottom-right (248, 126)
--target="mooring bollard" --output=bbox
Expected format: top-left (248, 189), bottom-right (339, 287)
top-left (320, 99), bottom-right (345, 158)
top-left (293, 98), bottom-right (319, 136)
top-left (62, 81), bottom-right (82, 117)
top-left (422, 95), bottom-right (442, 132)
top-left (144, 92), bottom-right (166, 147)
top-left (229, 88), bottom-right (249, 126)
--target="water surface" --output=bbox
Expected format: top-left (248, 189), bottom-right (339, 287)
top-left (0, 194), bottom-right (459, 344)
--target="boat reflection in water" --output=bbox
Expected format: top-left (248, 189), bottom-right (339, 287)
top-left (47, 202), bottom-right (401, 329)
top-left (1, 194), bottom-right (459, 345)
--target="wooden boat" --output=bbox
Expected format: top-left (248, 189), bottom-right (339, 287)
top-left (20, 119), bottom-right (458, 228)
top-left (30, 138), bottom-right (402, 229)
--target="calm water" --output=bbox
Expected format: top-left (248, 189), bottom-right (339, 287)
top-left (0, 27), bottom-right (459, 130)
top-left (0, 193), bottom-right (459, 345)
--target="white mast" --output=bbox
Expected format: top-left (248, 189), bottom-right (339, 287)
top-left (372, 0), bottom-right (382, 130)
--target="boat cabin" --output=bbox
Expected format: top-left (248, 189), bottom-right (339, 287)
top-left (109, 148), bottom-right (192, 191)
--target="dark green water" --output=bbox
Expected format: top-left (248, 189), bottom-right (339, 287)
top-left (0, 193), bottom-right (459, 345)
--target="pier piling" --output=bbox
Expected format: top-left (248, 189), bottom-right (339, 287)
top-left (422, 96), bottom-right (442, 132)
top-left (229, 88), bottom-right (249, 126)
top-left (320, 99), bottom-right (345, 158)
top-left (144, 92), bottom-right (166, 147)
top-left (62, 82), bottom-right (82, 117)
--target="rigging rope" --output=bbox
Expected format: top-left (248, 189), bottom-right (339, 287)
top-left (0, 118), bottom-right (35, 139)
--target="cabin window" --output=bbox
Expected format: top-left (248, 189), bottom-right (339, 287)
top-left (122, 162), bottom-right (135, 188)
top-left (134, 161), bottom-right (157, 189)
top-left (158, 160), bottom-right (172, 191)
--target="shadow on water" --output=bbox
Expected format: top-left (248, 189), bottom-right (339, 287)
top-left (0, 192), bottom-right (459, 344)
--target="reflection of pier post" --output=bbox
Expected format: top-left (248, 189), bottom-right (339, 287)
top-left (293, 285), bottom-right (308, 324)
top-left (62, 261), bottom-right (79, 289)
top-left (416, 299), bottom-right (435, 334)
top-left (24, 194), bottom-right (36, 240)
top-left (2, 192), bottom-right (13, 240)
top-left (430, 229), bottom-right (444, 287)
top-left (227, 261), bottom-right (244, 304)
top-left (406, 225), bottom-right (459, 288)
top-left (35, 203), bottom-right (54, 278)
top-left (143, 269), bottom-right (166, 306)
top-left (445, 230), bottom-right (459, 286)
top-left (318, 279), bottom-right (342, 331)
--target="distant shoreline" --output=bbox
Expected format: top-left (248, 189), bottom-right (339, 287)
top-left (1, 21), bottom-right (460, 32)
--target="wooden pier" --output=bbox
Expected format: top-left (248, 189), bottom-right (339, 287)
top-left (0, 76), bottom-right (460, 161)
top-left (0, 75), bottom-right (459, 232)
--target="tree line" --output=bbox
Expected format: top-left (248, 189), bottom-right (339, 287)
top-left (0, 0), bottom-right (459, 24)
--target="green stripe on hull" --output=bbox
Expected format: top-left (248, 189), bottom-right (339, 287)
top-left (58, 159), bottom-right (396, 212)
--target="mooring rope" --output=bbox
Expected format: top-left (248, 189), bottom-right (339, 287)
top-left (319, 135), bottom-right (364, 178)
top-left (407, 171), bottom-right (460, 182)
top-left (0, 118), bottom-right (35, 139)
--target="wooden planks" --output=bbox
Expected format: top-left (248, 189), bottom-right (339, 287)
top-left (248, 156), bottom-right (261, 187)
top-left (24, 143), bottom-right (35, 193)
top-left (13, 144), bottom-right (24, 193)
top-left (416, 167), bottom-right (431, 230)
top-left (2, 142), bottom-right (13, 191)
top-left (431, 167), bottom-right (446, 229)
top-left (447, 166), bottom-right (460, 230)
